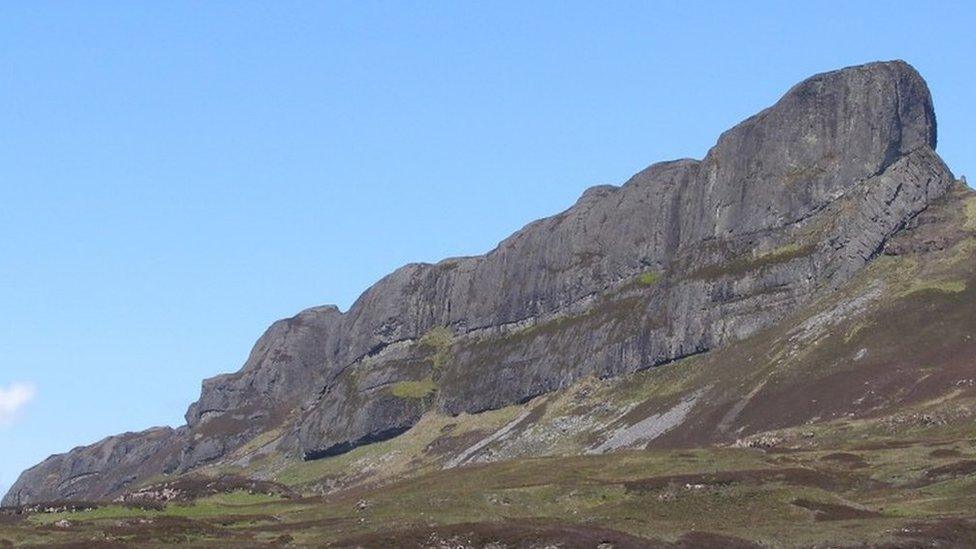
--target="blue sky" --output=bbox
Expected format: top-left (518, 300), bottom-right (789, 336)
top-left (1, 2), bottom-right (973, 496)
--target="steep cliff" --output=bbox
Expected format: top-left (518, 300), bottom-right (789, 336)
top-left (3, 60), bottom-right (958, 506)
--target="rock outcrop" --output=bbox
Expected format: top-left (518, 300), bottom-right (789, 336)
top-left (3, 60), bottom-right (957, 506)
top-left (2, 428), bottom-right (181, 505)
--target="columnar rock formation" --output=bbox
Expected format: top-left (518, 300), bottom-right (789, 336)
top-left (3, 60), bottom-right (957, 506)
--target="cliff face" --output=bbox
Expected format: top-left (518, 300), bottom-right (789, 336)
top-left (3, 60), bottom-right (957, 506)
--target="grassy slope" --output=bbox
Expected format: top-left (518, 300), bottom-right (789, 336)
top-left (2, 187), bottom-right (975, 548)
top-left (4, 438), bottom-right (976, 547)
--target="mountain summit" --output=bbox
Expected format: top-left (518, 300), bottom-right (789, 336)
top-left (3, 61), bottom-right (966, 508)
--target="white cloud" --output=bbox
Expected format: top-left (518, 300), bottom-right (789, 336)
top-left (0, 382), bottom-right (36, 427)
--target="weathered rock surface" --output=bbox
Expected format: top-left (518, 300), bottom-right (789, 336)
top-left (2, 427), bottom-right (181, 505)
top-left (3, 60), bottom-right (957, 506)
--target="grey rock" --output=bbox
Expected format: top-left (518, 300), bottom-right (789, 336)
top-left (290, 59), bottom-right (952, 458)
top-left (179, 305), bottom-right (343, 470)
top-left (2, 427), bottom-right (180, 506)
top-left (3, 60), bottom-right (956, 505)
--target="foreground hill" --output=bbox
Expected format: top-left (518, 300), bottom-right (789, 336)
top-left (3, 59), bottom-right (975, 547)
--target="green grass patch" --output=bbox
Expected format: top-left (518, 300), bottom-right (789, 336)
top-left (690, 243), bottom-right (816, 280)
top-left (963, 195), bottom-right (976, 231)
top-left (391, 378), bottom-right (437, 399)
top-left (906, 280), bottom-right (967, 295)
top-left (27, 492), bottom-right (288, 526)
top-left (420, 326), bottom-right (453, 351)
top-left (29, 505), bottom-right (157, 525)
top-left (636, 271), bottom-right (662, 286)
top-left (194, 491), bottom-right (284, 506)
top-left (420, 326), bottom-right (453, 374)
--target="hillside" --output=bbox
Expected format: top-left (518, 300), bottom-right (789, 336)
top-left (3, 60), bottom-right (975, 547)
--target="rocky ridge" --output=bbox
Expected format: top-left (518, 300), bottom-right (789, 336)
top-left (2, 60), bottom-right (959, 506)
